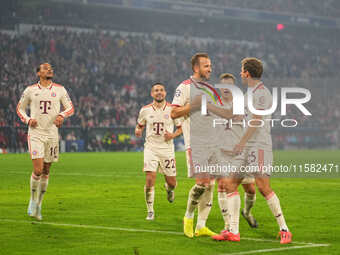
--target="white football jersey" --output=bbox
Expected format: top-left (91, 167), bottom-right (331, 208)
top-left (244, 82), bottom-right (273, 150)
top-left (172, 77), bottom-right (221, 149)
top-left (171, 78), bottom-right (191, 149)
top-left (137, 102), bottom-right (181, 150)
top-left (17, 82), bottom-right (74, 138)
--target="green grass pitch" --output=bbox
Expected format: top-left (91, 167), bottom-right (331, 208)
top-left (0, 151), bottom-right (340, 255)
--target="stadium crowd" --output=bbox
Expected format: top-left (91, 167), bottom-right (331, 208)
top-left (0, 26), bottom-right (339, 151)
top-left (168, 0), bottom-right (340, 18)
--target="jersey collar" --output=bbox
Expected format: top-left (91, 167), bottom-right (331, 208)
top-left (38, 81), bottom-right (53, 90)
top-left (152, 101), bottom-right (167, 111)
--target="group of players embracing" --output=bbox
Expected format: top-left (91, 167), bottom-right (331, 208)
top-left (135, 53), bottom-right (292, 244)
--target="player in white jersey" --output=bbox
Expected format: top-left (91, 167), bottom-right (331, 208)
top-left (171, 53), bottom-right (217, 238)
top-left (16, 63), bottom-right (74, 220)
top-left (206, 73), bottom-right (258, 232)
top-left (212, 58), bottom-right (292, 243)
top-left (135, 83), bottom-right (182, 220)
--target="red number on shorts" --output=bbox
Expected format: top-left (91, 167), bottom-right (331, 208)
top-left (50, 146), bottom-right (58, 158)
top-left (165, 159), bottom-right (175, 169)
top-left (248, 151), bottom-right (256, 164)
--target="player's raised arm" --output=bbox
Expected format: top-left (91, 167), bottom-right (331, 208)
top-left (17, 87), bottom-right (36, 127)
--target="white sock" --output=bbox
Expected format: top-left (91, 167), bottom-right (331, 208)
top-left (37, 175), bottom-right (49, 207)
top-left (184, 184), bottom-right (206, 219)
top-left (218, 191), bottom-right (229, 230)
top-left (227, 191), bottom-right (240, 234)
top-left (30, 173), bottom-right (41, 202)
top-left (266, 192), bottom-right (289, 231)
top-left (196, 184), bottom-right (214, 230)
top-left (244, 192), bottom-right (256, 216)
top-left (144, 186), bottom-right (155, 213)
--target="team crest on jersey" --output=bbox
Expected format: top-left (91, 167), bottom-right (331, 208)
top-left (164, 114), bottom-right (169, 119)
top-left (150, 115), bottom-right (154, 119)
top-left (51, 92), bottom-right (57, 97)
top-left (35, 93), bottom-right (39, 97)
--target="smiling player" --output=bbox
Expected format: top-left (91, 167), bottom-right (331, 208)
top-left (17, 63), bottom-right (74, 220)
top-left (135, 83), bottom-right (182, 220)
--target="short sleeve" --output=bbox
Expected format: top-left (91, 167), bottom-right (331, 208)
top-left (172, 84), bottom-right (186, 107)
top-left (137, 108), bottom-right (146, 127)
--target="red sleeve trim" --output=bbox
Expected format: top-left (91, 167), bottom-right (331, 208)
top-left (171, 104), bottom-right (181, 107)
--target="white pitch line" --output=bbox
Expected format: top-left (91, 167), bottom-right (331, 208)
top-left (0, 219), bottom-right (329, 247)
top-left (218, 244), bottom-right (330, 255)
top-left (2, 171), bottom-right (187, 179)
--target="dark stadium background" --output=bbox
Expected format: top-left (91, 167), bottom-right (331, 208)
top-left (0, 0), bottom-right (339, 153)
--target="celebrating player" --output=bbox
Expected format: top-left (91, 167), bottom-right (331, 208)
top-left (16, 63), bottom-right (74, 220)
top-left (171, 53), bottom-right (217, 238)
top-left (207, 73), bottom-right (258, 231)
top-left (211, 58), bottom-right (292, 243)
top-left (135, 83), bottom-right (182, 220)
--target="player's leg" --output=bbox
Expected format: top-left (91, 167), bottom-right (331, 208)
top-left (144, 171), bottom-right (156, 220)
top-left (195, 177), bottom-right (217, 237)
top-left (254, 148), bottom-right (291, 243)
top-left (256, 176), bottom-right (291, 243)
top-left (143, 148), bottom-right (158, 220)
top-left (241, 180), bottom-right (258, 228)
top-left (183, 148), bottom-right (206, 237)
top-left (164, 175), bottom-right (176, 203)
top-left (34, 162), bottom-right (51, 220)
top-left (212, 176), bottom-right (241, 241)
top-left (27, 136), bottom-right (45, 217)
top-left (216, 177), bottom-right (229, 231)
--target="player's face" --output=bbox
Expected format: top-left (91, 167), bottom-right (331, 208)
top-left (240, 65), bottom-right (250, 86)
top-left (219, 78), bottom-right (234, 100)
top-left (38, 63), bottom-right (54, 80)
top-left (151, 85), bottom-right (166, 103)
top-left (196, 57), bottom-right (212, 80)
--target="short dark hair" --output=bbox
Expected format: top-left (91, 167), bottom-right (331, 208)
top-left (219, 73), bottom-right (236, 82)
top-left (241, 58), bottom-right (263, 79)
top-left (36, 66), bottom-right (41, 73)
top-left (151, 82), bottom-right (165, 90)
top-left (191, 53), bottom-right (210, 72)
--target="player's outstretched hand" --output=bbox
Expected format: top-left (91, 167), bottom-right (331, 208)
top-left (28, 119), bottom-right (38, 127)
top-left (54, 115), bottom-right (64, 128)
top-left (164, 130), bottom-right (173, 141)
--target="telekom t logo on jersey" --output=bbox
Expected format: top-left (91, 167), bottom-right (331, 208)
top-left (40, 101), bottom-right (51, 114)
top-left (153, 122), bottom-right (164, 135)
top-left (201, 85), bottom-right (312, 116)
